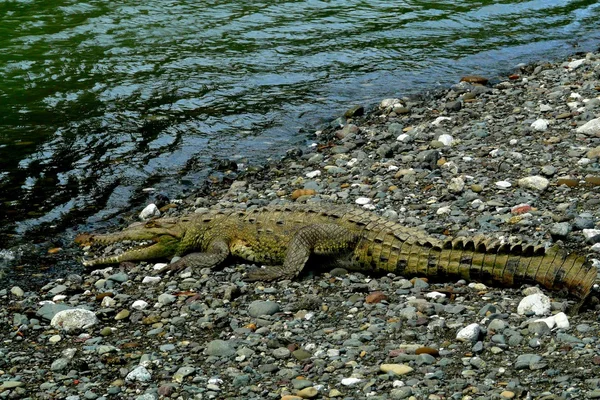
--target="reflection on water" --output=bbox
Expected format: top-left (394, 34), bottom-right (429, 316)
top-left (1, 0), bottom-right (599, 247)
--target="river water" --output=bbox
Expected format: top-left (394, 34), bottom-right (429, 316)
top-left (1, 1), bottom-right (599, 265)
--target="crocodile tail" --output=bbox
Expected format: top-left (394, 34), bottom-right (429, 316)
top-left (433, 240), bottom-right (596, 301)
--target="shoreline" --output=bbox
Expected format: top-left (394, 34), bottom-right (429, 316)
top-left (2, 50), bottom-right (600, 398)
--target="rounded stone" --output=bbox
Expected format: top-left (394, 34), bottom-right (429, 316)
top-left (248, 300), bottom-right (280, 317)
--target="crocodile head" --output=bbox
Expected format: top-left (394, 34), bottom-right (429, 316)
top-left (79, 217), bottom-right (186, 268)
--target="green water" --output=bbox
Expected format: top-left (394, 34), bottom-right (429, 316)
top-left (0, 0), bottom-right (599, 249)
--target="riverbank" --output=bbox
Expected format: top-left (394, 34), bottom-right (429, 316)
top-left (2, 50), bottom-right (600, 399)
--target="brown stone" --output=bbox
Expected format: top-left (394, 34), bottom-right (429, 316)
top-left (415, 347), bottom-right (439, 357)
top-left (291, 189), bottom-right (316, 200)
top-left (556, 178), bottom-right (579, 187)
top-left (366, 291), bottom-right (388, 304)
top-left (460, 75), bottom-right (488, 85)
top-left (585, 176), bottom-right (600, 186)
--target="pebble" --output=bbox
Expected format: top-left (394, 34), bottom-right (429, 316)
top-left (530, 119), bottom-right (548, 131)
top-left (380, 364), bottom-right (414, 376)
top-left (495, 180), bottom-right (512, 189)
top-left (139, 203), bottom-right (160, 220)
top-left (517, 175), bottom-right (549, 191)
top-left (576, 117), bottom-right (600, 135)
top-left (248, 300), bottom-right (280, 317)
top-left (50, 309), bottom-right (99, 333)
top-left (456, 323), bottom-right (481, 342)
top-left (517, 293), bottom-right (551, 316)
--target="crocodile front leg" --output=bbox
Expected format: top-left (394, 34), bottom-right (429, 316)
top-left (246, 223), bottom-right (359, 281)
top-left (159, 239), bottom-right (230, 273)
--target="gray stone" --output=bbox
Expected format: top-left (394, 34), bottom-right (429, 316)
top-left (248, 300), bottom-right (280, 317)
top-left (50, 309), bottom-right (98, 333)
top-left (206, 340), bottom-right (236, 357)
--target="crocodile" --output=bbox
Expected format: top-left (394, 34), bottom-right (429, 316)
top-left (80, 204), bottom-right (596, 303)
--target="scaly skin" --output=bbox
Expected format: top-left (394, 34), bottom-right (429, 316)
top-left (81, 204), bottom-right (596, 302)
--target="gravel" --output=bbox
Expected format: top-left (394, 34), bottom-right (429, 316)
top-left (2, 51), bottom-right (600, 399)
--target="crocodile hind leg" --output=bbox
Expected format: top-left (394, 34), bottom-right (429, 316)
top-left (246, 223), bottom-right (359, 281)
top-left (159, 239), bottom-right (230, 273)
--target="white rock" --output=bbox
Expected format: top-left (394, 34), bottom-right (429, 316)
top-left (554, 312), bottom-right (570, 329)
top-left (306, 170), bottom-right (321, 178)
top-left (355, 197), bottom-right (371, 205)
top-left (517, 293), bottom-right (551, 316)
top-left (396, 133), bottom-right (411, 142)
top-left (591, 243), bottom-right (600, 253)
top-left (517, 176), bottom-right (549, 191)
top-left (380, 98), bottom-right (401, 109)
top-left (10, 286), bottom-right (24, 297)
top-left (50, 309), bottom-right (99, 333)
top-left (576, 118), bottom-right (600, 136)
top-left (126, 365), bottom-right (151, 382)
top-left (448, 177), bottom-right (465, 193)
top-left (431, 116), bottom-right (452, 126)
top-left (535, 312), bottom-right (569, 330)
top-left (582, 229), bottom-right (600, 240)
top-left (341, 377), bottom-right (362, 386)
top-left (142, 276), bottom-right (161, 284)
top-left (468, 282), bottom-right (488, 291)
top-left (139, 203), bottom-right (160, 220)
top-left (437, 134), bottom-right (454, 146)
top-left (425, 291), bottom-right (446, 299)
top-left (132, 300), bottom-right (149, 310)
top-left (539, 104), bottom-right (553, 112)
top-left (347, 158), bottom-right (358, 167)
top-left (578, 158), bottom-right (591, 166)
top-left (52, 294), bottom-right (67, 302)
top-left (456, 323), bottom-right (480, 342)
top-left (101, 296), bottom-right (115, 307)
top-left (495, 181), bottom-right (511, 189)
top-left (567, 58), bottom-right (585, 70)
top-left (153, 263), bottom-right (168, 270)
top-left (436, 206), bottom-right (451, 215)
top-left (531, 119), bottom-right (548, 131)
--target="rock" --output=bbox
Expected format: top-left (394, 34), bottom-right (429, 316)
top-left (576, 118), bottom-right (600, 136)
top-left (139, 203), bottom-right (160, 220)
top-left (587, 146), bottom-right (600, 159)
top-left (173, 366), bottom-right (196, 383)
top-left (456, 323), bottom-right (481, 342)
top-left (10, 286), bottom-right (24, 297)
top-left (535, 312), bottom-right (570, 329)
top-left (515, 354), bottom-right (544, 370)
top-left (460, 75), bottom-right (488, 84)
top-left (126, 365), bottom-right (152, 382)
top-left (380, 364), bottom-right (414, 375)
top-left (248, 300), bottom-right (280, 317)
top-left (341, 377), bottom-right (362, 386)
top-left (437, 133), bottom-right (454, 146)
top-left (344, 105), bottom-right (364, 118)
top-left (158, 293), bottom-right (177, 305)
top-left (206, 340), bottom-right (236, 357)
top-left (517, 293), bottom-right (551, 316)
top-left (296, 387), bottom-right (318, 398)
top-left (355, 197), bottom-right (371, 205)
top-left (567, 58), bottom-right (586, 70)
top-left (495, 180), bottom-right (512, 189)
top-left (531, 119), bottom-right (548, 131)
top-left (366, 291), bottom-right (388, 304)
top-left (36, 303), bottom-right (72, 321)
top-left (549, 222), bottom-right (571, 239)
top-left (50, 309), bottom-right (99, 333)
top-left (445, 101), bottom-right (462, 112)
top-left (517, 175), bottom-right (549, 191)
